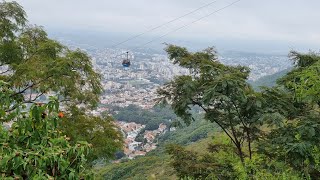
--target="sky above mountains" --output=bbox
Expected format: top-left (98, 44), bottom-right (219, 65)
top-left (15, 0), bottom-right (320, 53)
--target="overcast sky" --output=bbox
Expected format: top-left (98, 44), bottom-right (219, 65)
top-left (13, 0), bottom-right (320, 53)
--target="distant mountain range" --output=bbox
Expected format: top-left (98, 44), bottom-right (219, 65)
top-left (47, 28), bottom-right (315, 55)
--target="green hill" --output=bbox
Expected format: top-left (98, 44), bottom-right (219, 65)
top-left (94, 119), bottom-right (217, 180)
top-left (250, 68), bottom-right (291, 89)
top-left (95, 155), bottom-right (176, 180)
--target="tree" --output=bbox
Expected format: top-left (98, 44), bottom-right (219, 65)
top-left (60, 106), bottom-right (123, 163)
top-left (279, 51), bottom-right (320, 104)
top-left (158, 46), bottom-right (320, 178)
top-left (0, 80), bottom-right (22, 122)
top-left (0, 1), bottom-right (26, 67)
top-left (166, 142), bottom-right (238, 179)
top-left (157, 45), bottom-right (267, 164)
top-left (0, 0), bottom-right (122, 164)
top-left (0, 1), bottom-right (102, 111)
top-left (259, 51), bottom-right (320, 178)
top-left (0, 98), bottom-right (93, 179)
top-left (166, 133), bottom-right (302, 180)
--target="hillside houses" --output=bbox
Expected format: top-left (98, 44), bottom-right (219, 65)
top-left (115, 121), bottom-right (167, 159)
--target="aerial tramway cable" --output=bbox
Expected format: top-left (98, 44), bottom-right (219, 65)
top-left (138, 0), bottom-right (242, 48)
top-left (111, 0), bottom-right (220, 48)
top-left (113, 0), bottom-right (242, 64)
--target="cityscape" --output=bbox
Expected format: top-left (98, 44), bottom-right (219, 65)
top-left (3, 0), bottom-right (319, 178)
top-left (58, 39), bottom-right (293, 159)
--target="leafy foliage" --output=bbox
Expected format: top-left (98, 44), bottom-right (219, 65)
top-left (157, 45), bottom-right (270, 164)
top-left (157, 117), bottom-right (216, 146)
top-left (166, 143), bottom-right (237, 179)
top-left (95, 155), bottom-right (176, 180)
top-left (0, 1), bottom-right (102, 110)
top-left (0, 0), bottom-right (122, 165)
top-left (156, 46), bottom-right (320, 179)
top-left (0, 80), bottom-right (22, 123)
top-left (60, 106), bottom-right (123, 163)
top-left (259, 51), bottom-right (320, 178)
top-left (0, 99), bottom-right (93, 179)
top-left (167, 133), bottom-right (302, 180)
top-left (279, 51), bottom-right (320, 104)
top-left (95, 113), bottom-right (216, 180)
top-left (112, 104), bottom-right (176, 131)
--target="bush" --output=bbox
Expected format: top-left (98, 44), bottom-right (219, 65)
top-left (0, 99), bottom-right (93, 179)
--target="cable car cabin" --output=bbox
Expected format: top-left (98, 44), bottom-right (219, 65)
top-left (122, 51), bottom-right (131, 67)
top-left (122, 59), bottom-right (131, 67)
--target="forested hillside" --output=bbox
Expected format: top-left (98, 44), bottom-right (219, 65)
top-left (250, 68), bottom-right (291, 89)
top-left (112, 105), bottom-right (176, 131)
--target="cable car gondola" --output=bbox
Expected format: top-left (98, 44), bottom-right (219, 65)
top-left (122, 52), bottom-right (131, 67)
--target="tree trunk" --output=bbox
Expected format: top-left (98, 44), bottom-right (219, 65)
top-left (246, 128), bottom-right (254, 179)
top-left (246, 129), bottom-right (252, 160)
top-left (235, 143), bottom-right (245, 165)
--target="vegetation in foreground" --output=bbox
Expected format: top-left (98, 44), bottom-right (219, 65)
top-left (98, 46), bottom-right (320, 180)
top-left (0, 95), bottom-right (93, 179)
top-left (156, 45), bottom-right (320, 179)
top-left (1, 1), bottom-right (320, 179)
top-left (0, 1), bottom-right (122, 178)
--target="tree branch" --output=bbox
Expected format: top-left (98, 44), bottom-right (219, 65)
top-left (0, 68), bottom-right (11, 75)
top-left (191, 99), bottom-right (238, 146)
top-left (10, 75), bottom-right (54, 97)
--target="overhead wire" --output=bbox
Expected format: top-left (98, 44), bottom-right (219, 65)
top-left (113, 0), bottom-right (242, 59)
top-left (111, 0), bottom-right (220, 48)
top-left (138, 0), bottom-right (242, 48)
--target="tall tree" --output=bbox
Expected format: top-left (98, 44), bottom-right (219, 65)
top-left (259, 51), bottom-right (320, 178)
top-left (0, 0), bottom-right (122, 163)
top-left (0, 1), bottom-right (102, 111)
top-left (157, 45), bottom-right (267, 163)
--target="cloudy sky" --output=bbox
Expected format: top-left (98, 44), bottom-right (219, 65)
top-left (14, 0), bottom-right (320, 53)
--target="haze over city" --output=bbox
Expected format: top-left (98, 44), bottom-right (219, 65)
top-left (15, 0), bottom-right (320, 53)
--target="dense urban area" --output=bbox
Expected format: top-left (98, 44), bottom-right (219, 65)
top-left (58, 38), bottom-right (292, 159)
